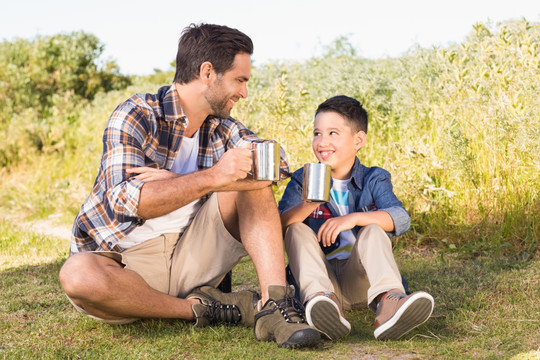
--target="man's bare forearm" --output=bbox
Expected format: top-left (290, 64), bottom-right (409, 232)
top-left (137, 171), bottom-right (273, 219)
top-left (137, 169), bottom-right (216, 219)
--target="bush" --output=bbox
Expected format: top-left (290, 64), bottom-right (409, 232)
top-left (0, 31), bottom-right (131, 166)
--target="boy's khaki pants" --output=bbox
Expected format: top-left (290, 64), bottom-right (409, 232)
top-left (284, 223), bottom-right (404, 310)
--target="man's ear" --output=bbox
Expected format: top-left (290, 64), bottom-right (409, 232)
top-left (355, 130), bottom-right (367, 151)
top-left (199, 61), bottom-right (214, 83)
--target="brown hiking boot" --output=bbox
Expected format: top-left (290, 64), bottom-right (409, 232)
top-left (374, 288), bottom-right (434, 340)
top-left (305, 292), bottom-right (351, 340)
top-left (187, 285), bottom-right (260, 327)
top-left (254, 285), bottom-right (321, 348)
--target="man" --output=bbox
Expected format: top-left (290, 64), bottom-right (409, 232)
top-left (59, 23), bottom-right (320, 349)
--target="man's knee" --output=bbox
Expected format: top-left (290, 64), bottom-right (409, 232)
top-left (59, 253), bottom-right (120, 301)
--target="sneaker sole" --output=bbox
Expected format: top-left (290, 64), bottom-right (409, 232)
top-left (374, 292), bottom-right (434, 340)
top-left (306, 296), bottom-right (351, 340)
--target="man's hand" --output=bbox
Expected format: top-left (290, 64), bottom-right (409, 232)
top-left (126, 167), bottom-right (179, 182)
top-left (317, 214), bottom-right (357, 247)
top-left (210, 147), bottom-right (253, 189)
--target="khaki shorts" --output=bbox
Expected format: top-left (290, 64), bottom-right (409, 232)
top-left (69, 193), bottom-right (248, 323)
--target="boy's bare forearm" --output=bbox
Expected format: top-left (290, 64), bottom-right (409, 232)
top-left (351, 210), bottom-right (395, 232)
top-left (280, 201), bottom-right (321, 230)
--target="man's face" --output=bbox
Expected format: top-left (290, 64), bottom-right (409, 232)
top-left (205, 53), bottom-right (251, 119)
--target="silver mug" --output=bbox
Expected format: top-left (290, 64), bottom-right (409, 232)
top-left (251, 141), bottom-right (280, 181)
top-left (302, 163), bottom-right (331, 202)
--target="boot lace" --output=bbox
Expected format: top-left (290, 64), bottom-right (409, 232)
top-left (274, 292), bottom-right (305, 324)
top-left (206, 301), bottom-right (241, 325)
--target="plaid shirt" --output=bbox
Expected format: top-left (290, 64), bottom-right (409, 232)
top-left (71, 83), bottom-right (288, 254)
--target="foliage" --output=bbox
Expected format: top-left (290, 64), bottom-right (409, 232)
top-left (0, 31), bottom-right (131, 166)
top-left (0, 19), bottom-right (538, 257)
top-left (235, 19), bottom-right (540, 256)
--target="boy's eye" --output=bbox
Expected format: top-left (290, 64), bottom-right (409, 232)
top-left (330, 131), bottom-right (338, 135)
top-left (313, 132), bottom-right (321, 136)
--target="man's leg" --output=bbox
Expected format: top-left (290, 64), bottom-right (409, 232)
top-left (217, 187), bottom-right (321, 348)
top-left (59, 252), bottom-right (198, 321)
top-left (218, 186), bottom-right (286, 303)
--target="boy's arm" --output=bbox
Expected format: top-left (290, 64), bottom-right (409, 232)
top-left (280, 201), bottom-right (321, 231)
top-left (317, 210), bottom-right (394, 247)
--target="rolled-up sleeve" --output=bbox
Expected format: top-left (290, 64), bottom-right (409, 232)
top-left (368, 170), bottom-right (411, 237)
top-left (100, 103), bottom-right (150, 223)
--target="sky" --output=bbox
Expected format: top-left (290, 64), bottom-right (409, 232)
top-left (1, 0), bottom-right (538, 75)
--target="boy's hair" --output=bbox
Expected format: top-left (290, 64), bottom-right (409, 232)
top-left (173, 23), bottom-right (254, 84)
top-left (315, 95), bottom-right (368, 133)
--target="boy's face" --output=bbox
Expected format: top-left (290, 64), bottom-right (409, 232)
top-left (312, 111), bottom-right (366, 180)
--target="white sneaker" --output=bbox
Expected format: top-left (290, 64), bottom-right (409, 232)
top-left (305, 292), bottom-right (351, 340)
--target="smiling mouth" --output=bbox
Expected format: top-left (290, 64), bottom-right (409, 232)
top-left (318, 150), bottom-right (334, 160)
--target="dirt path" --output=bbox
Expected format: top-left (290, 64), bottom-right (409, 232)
top-left (26, 218), bottom-right (72, 241)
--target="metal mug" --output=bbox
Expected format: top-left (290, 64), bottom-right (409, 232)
top-left (302, 163), bottom-right (331, 202)
top-left (251, 141), bottom-right (281, 181)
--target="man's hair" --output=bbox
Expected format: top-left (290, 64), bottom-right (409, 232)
top-left (173, 23), bottom-right (254, 84)
top-left (315, 95), bottom-right (368, 133)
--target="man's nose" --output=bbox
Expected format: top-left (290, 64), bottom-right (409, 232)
top-left (239, 83), bottom-right (248, 98)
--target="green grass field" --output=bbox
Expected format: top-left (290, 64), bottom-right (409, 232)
top-left (1, 222), bottom-right (538, 359)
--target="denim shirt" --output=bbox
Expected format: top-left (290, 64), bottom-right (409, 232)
top-left (278, 158), bottom-right (410, 255)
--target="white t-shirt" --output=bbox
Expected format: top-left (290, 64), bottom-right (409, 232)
top-left (326, 178), bottom-right (356, 260)
top-left (119, 130), bottom-right (202, 249)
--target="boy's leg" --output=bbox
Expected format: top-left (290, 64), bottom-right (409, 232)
top-left (285, 222), bottom-right (350, 340)
top-left (341, 224), bottom-right (404, 309)
top-left (284, 222), bottom-right (338, 302)
top-left (342, 224), bottom-right (434, 340)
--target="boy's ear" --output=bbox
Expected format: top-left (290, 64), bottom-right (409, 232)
top-left (355, 130), bottom-right (367, 151)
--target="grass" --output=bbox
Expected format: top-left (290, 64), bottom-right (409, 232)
top-left (1, 221), bottom-right (538, 359)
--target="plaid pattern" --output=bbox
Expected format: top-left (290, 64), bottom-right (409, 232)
top-left (71, 83), bottom-right (288, 254)
top-left (308, 204), bottom-right (333, 220)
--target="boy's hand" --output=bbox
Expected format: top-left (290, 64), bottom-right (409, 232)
top-left (317, 214), bottom-right (357, 247)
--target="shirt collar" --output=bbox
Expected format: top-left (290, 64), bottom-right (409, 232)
top-left (163, 83), bottom-right (187, 123)
top-left (349, 157), bottom-right (364, 190)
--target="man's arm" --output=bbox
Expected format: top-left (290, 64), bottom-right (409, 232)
top-left (135, 147), bottom-right (272, 219)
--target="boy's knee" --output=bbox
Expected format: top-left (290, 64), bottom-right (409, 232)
top-left (357, 224), bottom-right (391, 247)
top-left (284, 223), bottom-right (318, 249)
top-left (361, 224), bottom-right (387, 237)
top-left (285, 223), bottom-right (312, 240)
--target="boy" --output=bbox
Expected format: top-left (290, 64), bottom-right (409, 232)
top-left (278, 95), bottom-right (434, 341)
